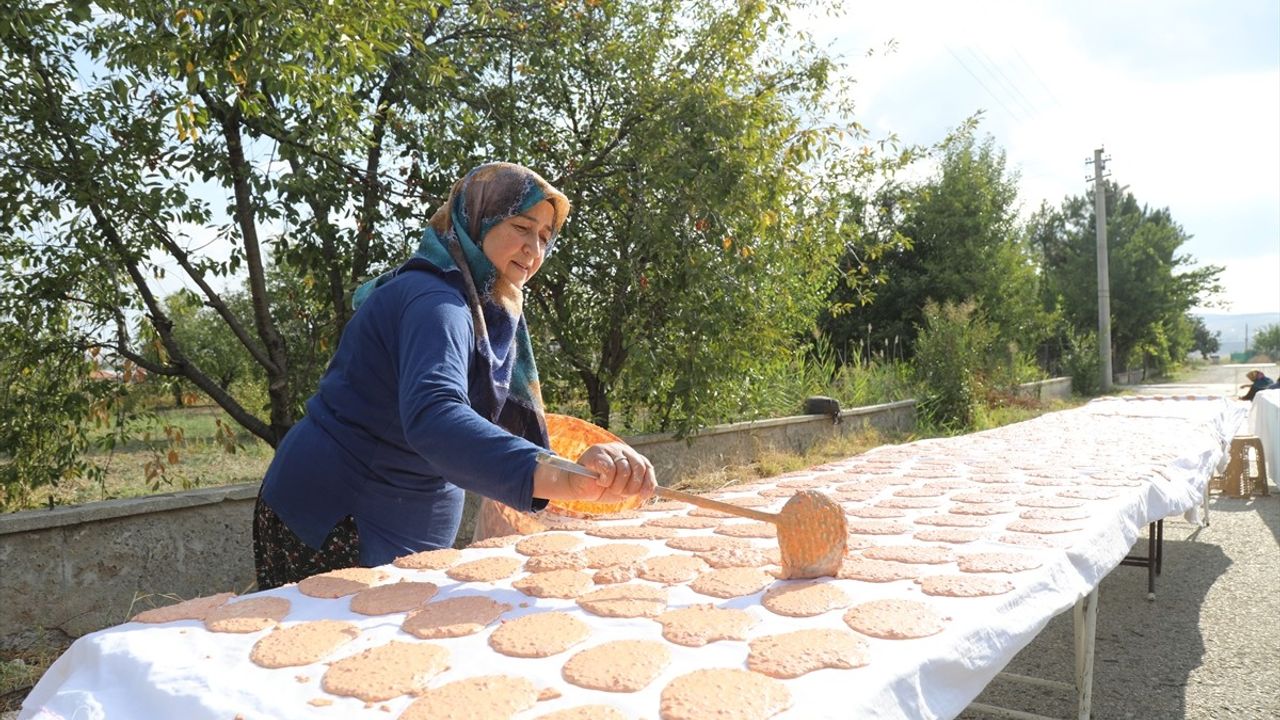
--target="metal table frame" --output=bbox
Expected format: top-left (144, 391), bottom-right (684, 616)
top-left (964, 519), bottom-right (1168, 719)
top-left (965, 587), bottom-right (1099, 720)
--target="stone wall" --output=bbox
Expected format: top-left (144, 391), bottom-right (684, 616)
top-left (0, 398), bottom-right (921, 643)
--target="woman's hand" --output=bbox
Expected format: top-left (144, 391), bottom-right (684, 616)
top-left (532, 442), bottom-right (656, 503)
top-left (573, 442), bottom-right (656, 503)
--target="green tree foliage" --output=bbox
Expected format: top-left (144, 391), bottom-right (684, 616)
top-left (1189, 315), bottom-right (1220, 360)
top-left (0, 313), bottom-right (112, 510)
top-left (1030, 182), bottom-right (1223, 376)
top-left (2, 0), bottom-right (874, 500)
top-left (503, 0), bottom-right (866, 432)
top-left (1252, 323), bottom-right (1280, 359)
top-left (822, 127), bottom-right (1048, 364)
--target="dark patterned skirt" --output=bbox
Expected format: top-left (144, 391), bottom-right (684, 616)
top-left (252, 496), bottom-right (361, 591)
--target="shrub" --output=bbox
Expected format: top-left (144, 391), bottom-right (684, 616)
top-left (912, 299), bottom-right (994, 431)
top-left (1062, 328), bottom-right (1102, 396)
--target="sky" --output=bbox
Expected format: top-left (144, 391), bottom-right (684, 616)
top-left (800, 0), bottom-right (1280, 315)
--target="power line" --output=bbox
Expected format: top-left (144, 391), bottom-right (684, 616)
top-left (945, 46), bottom-right (1025, 124)
top-left (1013, 47), bottom-right (1064, 110)
top-left (972, 47), bottom-right (1040, 118)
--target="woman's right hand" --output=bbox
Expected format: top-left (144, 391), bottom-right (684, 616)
top-left (531, 443), bottom-right (656, 503)
top-left (573, 442), bottom-right (656, 503)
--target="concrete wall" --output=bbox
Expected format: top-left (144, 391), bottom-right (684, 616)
top-left (0, 399), bottom-right (917, 644)
top-left (1114, 368), bottom-right (1147, 386)
top-left (625, 400), bottom-right (917, 485)
top-left (1012, 377), bottom-right (1072, 402)
top-left (0, 484), bottom-right (259, 648)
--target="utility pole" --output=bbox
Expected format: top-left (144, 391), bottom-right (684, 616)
top-left (1086, 147), bottom-right (1113, 392)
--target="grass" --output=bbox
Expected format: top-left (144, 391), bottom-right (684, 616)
top-left (1, 643), bottom-right (68, 712)
top-left (9, 405), bottom-right (273, 512)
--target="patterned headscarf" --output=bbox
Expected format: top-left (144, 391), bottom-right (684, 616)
top-left (353, 162), bottom-right (571, 447)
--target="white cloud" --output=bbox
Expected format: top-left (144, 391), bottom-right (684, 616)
top-left (801, 0), bottom-right (1280, 313)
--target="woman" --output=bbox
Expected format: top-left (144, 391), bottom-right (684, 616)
top-left (253, 162), bottom-right (655, 590)
top-left (1240, 369), bottom-right (1276, 401)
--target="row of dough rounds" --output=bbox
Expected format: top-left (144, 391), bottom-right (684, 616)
top-left (132, 519), bottom-right (1047, 720)
top-left (134, 569), bottom-right (954, 719)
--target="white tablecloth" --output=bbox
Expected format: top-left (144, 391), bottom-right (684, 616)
top-left (21, 397), bottom-right (1244, 720)
top-left (1248, 389), bottom-right (1280, 483)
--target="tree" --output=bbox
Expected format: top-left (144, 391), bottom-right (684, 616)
top-left (1190, 315), bottom-right (1220, 360)
top-left (504, 0), bottom-right (865, 432)
top-left (2, 0), bottom-right (870, 472)
top-left (822, 127), bottom-right (1048, 364)
top-left (1252, 324), bottom-right (1280, 359)
top-left (1031, 182), bottom-right (1223, 375)
top-left (2, 0), bottom-right (468, 449)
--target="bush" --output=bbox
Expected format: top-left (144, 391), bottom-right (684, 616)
top-left (1061, 328), bottom-right (1102, 396)
top-left (912, 300), bottom-right (994, 431)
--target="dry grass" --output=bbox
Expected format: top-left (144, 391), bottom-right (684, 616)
top-left (669, 427), bottom-right (912, 495)
top-left (1, 643), bottom-right (69, 712)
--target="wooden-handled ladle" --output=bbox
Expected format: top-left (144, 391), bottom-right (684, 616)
top-left (535, 452), bottom-right (848, 579)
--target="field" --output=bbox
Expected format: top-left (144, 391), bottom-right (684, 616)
top-left (16, 405), bottom-right (274, 511)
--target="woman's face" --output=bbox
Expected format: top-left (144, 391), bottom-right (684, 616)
top-left (482, 200), bottom-right (555, 288)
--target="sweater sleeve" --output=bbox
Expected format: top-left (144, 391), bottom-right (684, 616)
top-left (395, 289), bottom-right (542, 510)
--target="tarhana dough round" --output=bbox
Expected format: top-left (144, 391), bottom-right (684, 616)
top-left (320, 640), bottom-right (449, 702)
top-left (760, 581), bottom-right (851, 617)
top-left (132, 592), bottom-right (234, 624)
top-left (512, 569), bottom-right (594, 599)
top-left (203, 596), bottom-right (291, 633)
top-left (584, 543), bottom-right (650, 568)
top-left (562, 640), bottom-right (670, 693)
top-left (919, 574), bottom-right (1015, 597)
top-left (249, 620), bottom-right (359, 668)
top-left (297, 567), bottom-right (387, 599)
top-left (349, 581), bottom-right (438, 615)
top-left (393, 547), bottom-right (462, 570)
top-left (399, 675), bottom-right (537, 720)
top-left (515, 533), bottom-right (583, 556)
top-left (665, 535), bottom-right (752, 552)
top-left (1006, 519), bottom-right (1081, 535)
top-left (446, 556), bottom-right (523, 583)
top-left (655, 604), bottom-right (757, 647)
top-left (714, 521), bottom-right (778, 538)
top-left (534, 705), bottom-right (628, 720)
top-left (689, 567), bottom-right (774, 599)
top-left (747, 628), bottom-right (870, 678)
top-left (637, 555), bottom-right (708, 584)
top-left (862, 545), bottom-right (956, 565)
top-left (403, 595), bottom-right (511, 639)
top-left (525, 551), bottom-right (588, 573)
top-left (836, 557), bottom-right (922, 583)
top-left (586, 525), bottom-right (678, 540)
top-left (659, 668), bottom-right (792, 720)
top-left (843, 598), bottom-right (945, 639)
top-left (488, 611), bottom-right (591, 658)
top-left (957, 552), bottom-right (1042, 573)
top-left (695, 546), bottom-right (773, 569)
top-left (645, 515), bottom-right (724, 529)
top-left (577, 583), bottom-right (668, 618)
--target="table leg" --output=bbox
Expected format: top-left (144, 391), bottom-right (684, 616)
top-left (1073, 587), bottom-right (1099, 720)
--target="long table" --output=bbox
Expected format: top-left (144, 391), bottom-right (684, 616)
top-left (1249, 389), bottom-right (1279, 483)
top-left (20, 397), bottom-right (1243, 720)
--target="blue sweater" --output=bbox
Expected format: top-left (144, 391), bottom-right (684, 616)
top-left (259, 267), bottom-right (545, 566)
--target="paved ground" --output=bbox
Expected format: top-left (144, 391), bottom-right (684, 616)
top-left (962, 363), bottom-right (1280, 720)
